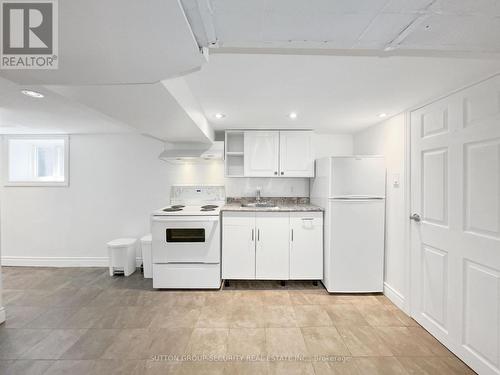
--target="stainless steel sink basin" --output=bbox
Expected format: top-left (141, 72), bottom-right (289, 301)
top-left (242, 202), bottom-right (276, 208)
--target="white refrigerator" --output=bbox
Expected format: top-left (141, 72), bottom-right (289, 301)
top-left (310, 156), bottom-right (386, 293)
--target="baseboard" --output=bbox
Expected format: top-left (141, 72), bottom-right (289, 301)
top-left (1, 256), bottom-right (143, 268)
top-left (383, 282), bottom-right (408, 313)
top-left (0, 307), bottom-right (5, 325)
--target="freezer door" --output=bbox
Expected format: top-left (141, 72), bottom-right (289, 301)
top-left (327, 199), bottom-right (385, 293)
top-left (310, 157), bottom-right (331, 206)
top-left (331, 157), bottom-right (385, 198)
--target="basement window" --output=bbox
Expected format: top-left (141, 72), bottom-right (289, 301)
top-left (3, 136), bottom-right (69, 186)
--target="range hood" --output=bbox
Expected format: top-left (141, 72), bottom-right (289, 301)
top-left (159, 141), bottom-right (224, 163)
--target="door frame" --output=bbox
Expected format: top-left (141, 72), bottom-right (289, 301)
top-left (406, 73), bottom-right (500, 375)
top-left (404, 111), bottom-right (413, 315)
top-left (406, 73), bottom-right (500, 318)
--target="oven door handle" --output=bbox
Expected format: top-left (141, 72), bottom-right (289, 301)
top-left (152, 216), bottom-right (219, 222)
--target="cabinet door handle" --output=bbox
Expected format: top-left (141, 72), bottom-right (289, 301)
top-left (257, 229), bottom-right (260, 241)
top-left (251, 229), bottom-right (254, 241)
top-left (281, 171), bottom-right (284, 175)
top-left (291, 229), bottom-right (294, 242)
top-left (274, 171), bottom-right (278, 175)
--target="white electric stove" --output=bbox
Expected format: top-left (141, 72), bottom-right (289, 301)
top-left (151, 185), bottom-right (225, 289)
top-left (152, 204), bottom-right (222, 217)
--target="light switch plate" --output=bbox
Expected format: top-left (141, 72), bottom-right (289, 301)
top-left (393, 173), bottom-right (400, 188)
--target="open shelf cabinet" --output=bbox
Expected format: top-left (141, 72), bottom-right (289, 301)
top-left (225, 131), bottom-right (245, 177)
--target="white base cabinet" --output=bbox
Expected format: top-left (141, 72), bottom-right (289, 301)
top-left (290, 212), bottom-right (324, 279)
top-left (255, 213), bottom-right (290, 279)
top-left (222, 211), bottom-right (323, 280)
top-left (221, 213), bottom-right (256, 279)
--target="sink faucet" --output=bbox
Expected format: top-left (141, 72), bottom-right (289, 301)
top-left (256, 187), bottom-right (261, 202)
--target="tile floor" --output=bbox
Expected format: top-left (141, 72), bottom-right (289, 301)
top-left (0, 267), bottom-right (475, 374)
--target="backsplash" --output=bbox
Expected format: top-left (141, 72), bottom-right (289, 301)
top-left (168, 161), bottom-right (309, 198)
top-left (224, 177), bottom-right (309, 198)
top-left (226, 197), bottom-right (310, 204)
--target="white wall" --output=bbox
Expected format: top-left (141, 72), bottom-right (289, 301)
top-left (0, 134), bottom-right (225, 266)
top-left (0, 229), bottom-right (3, 323)
top-left (354, 114), bottom-right (408, 311)
top-left (312, 133), bottom-right (353, 158)
top-left (225, 134), bottom-right (353, 197)
top-left (0, 132), bottom-right (351, 267)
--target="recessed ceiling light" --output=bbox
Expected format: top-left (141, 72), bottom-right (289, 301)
top-left (21, 90), bottom-right (44, 98)
top-left (214, 113), bottom-right (226, 119)
top-left (289, 112), bottom-right (298, 119)
top-left (378, 113), bottom-right (388, 118)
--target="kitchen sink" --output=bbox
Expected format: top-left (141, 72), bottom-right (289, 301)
top-left (242, 202), bottom-right (276, 208)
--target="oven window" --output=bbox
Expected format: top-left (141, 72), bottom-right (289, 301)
top-left (166, 228), bottom-right (205, 242)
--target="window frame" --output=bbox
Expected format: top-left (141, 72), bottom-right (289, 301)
top-left (3, 135), bottom-right (70, 187)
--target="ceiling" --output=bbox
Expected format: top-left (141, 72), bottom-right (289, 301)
top-left (1, 0), bottom-right (205, 85)
top-left (0, 77), bottom-right (132, 134)
top-left (184, 0), bottom-right (500, 54)
top-left (0, 0), bottom-right (213, 141)
top-left (185, 53), bottom-right (500, 133)
top-left (1, 0), bottom-right (500, 139)
top-left (46, 80), bottom-right (213, 143)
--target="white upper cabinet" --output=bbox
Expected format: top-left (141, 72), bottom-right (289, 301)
top-left (244, 131), bottom-right (280, 177)
top-left (236, 130), bottom-right (314, 178)
top-left (279, 131), bottom-right (314, 177)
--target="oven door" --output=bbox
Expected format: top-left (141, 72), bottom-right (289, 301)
top-left (151, 216), bottom-right (220, 264)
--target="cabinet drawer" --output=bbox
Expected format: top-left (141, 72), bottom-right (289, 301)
top-left (222, 211), bottom-right (255, 225)
top-left (290, 212), bottom-right (323, 227)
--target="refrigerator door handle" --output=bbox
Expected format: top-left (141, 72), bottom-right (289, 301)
top-left (332, 199), bottom-right (385, 203)
top-left (332, 196), bottom-right (385, 200)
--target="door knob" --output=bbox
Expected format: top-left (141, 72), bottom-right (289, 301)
top-left (280, 171), bottom-right (284, 175)
top-left (274, 171), bottom-right (278, 175)
top-left (410, 213), bottom-right (421, 222)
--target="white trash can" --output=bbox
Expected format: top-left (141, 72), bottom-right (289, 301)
top-left (107, 238), bottom-right (137, 276)
top-left (140, 234), bottom-right (152, 279)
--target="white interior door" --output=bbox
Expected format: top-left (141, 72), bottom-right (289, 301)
top-left (244, 131), bottom-right (279, 177)
top-left (411, 75), bottom-right (500, 375)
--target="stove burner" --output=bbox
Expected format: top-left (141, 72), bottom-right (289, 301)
top-left (171, 205), bottom-right (185, 209)
top-left (200, 208), bottom-right (215, 211)
top-left (201, 205), bottom-right (218, 209)
top-left (163, 207), bottom-right (183, 212)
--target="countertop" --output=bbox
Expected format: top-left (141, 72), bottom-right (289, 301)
top-left (221, 202), bottom-right (324, 212)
